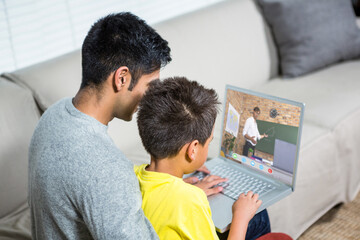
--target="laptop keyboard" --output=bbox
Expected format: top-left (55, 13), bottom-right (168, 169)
top-left (194, 164), bottom-right (276, 200)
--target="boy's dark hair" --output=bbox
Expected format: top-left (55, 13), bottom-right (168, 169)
top-left (81, 12), bottom-right (171, 90)
top-left (137, 77), bottom-right (219, 160)
top-left (254, 107), bottom-right (260, 113)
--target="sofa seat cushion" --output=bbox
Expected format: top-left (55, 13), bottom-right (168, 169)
top-left (332, 109), bottom-right (360, 201)
top-left (0, 203), bottom-right (31, 240)
top-left (269, 112), bottom-right (360, 238)
top-left (0, 78), bottom-right (40, 218)
top-left (268, 123), bottom-right (341, 238)
top-left (256, 60), bottom-right (360, 238)
top-left (254, 60), bottom-right (360, 130)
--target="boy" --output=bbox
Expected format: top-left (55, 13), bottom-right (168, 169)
top-left (135, 77), bottom-right (262, 240)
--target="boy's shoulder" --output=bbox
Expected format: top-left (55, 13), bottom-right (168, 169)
top-left (172, 176), bottom-right (207, 203)
top-left (135, 164), bottom-right (208, 205)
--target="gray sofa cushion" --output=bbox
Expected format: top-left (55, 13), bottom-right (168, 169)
top-left (257, 0), bottom-right (360, 78)
top-left (0, 203), bottom-right (31, 240)
top-left (0, 78), bottom-right (40, 218)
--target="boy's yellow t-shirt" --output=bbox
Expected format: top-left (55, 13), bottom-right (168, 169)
top-left (134, 164), bottom-right (219, 240)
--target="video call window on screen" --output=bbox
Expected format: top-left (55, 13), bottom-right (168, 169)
top-left (220, 89), bottom-right (301, 181)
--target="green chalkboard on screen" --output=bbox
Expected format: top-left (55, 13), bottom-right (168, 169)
top-left (256, 120), bottom-right (298, 155)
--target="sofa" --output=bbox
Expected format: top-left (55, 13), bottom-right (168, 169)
top-left (1, 0), bottom-right (360, 239)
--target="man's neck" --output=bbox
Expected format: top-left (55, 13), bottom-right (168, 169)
top-left (73, 88), bottom-right (114, 125)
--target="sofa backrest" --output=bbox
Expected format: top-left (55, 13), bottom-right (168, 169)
top-left (154, 0), bottom-right (278, 101)
top-left (0, 77), bottom-right (40, 218)
top-left (3, 50), bottom-right (82, 113)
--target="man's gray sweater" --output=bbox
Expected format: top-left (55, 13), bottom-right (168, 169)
top-left (28, 98), bottom-right (158, 239)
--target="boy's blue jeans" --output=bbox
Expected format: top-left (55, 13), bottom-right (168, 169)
top-left (245, 209), bottom-right (271, 240)
top-left (217, 209), bottom-right (271, 240)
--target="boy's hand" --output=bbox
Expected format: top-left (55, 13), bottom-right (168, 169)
top-left (228, 191), bottom-right (262, 239)
top-left (196, 165), bottom-right (211, 174)
top-left (183, 165), bottom-right (226, 196)
top-left (183, 164), bottom-right (210, 184)
top-left (184, 165), bottom-right (210, 184)
top-left (233, 191), bottom-right (262, 223)
top-left (192, 175), bottom-right (228, 196)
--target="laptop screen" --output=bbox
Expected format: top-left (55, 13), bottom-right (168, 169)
top-left (219, 86), bottom-right (304, 187)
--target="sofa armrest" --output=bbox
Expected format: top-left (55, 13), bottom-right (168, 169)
top-left (0, 78), bottom-right (40, 218)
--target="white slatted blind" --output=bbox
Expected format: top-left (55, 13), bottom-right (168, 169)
top-left (1, 0), bottom-right (16, 71)
top-left (0, 0), bottom-right (224, 73)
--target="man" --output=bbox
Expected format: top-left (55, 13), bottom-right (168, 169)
top-left (242, 107), bottom-right (268, 157)
top-left (28, 12), bottom-right (172, 239)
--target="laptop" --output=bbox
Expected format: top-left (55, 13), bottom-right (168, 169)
top-left (189, 85), bottom-right (305, 233)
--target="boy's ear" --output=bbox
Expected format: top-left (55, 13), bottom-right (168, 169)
top-left (186, 140), bottom-right (199, 163)
top-left (114, 66), bottom-right (129, 91)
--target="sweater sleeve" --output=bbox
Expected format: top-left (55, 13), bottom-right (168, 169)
top-left (79, 160), bottom-right (158, 240)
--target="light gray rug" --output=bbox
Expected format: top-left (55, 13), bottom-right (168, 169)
top-left (299, 191), bottom-right (360, 240)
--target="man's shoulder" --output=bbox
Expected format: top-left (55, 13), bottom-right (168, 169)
top-left (41, 98), bottom-right (69, 116)
top-left (66, 139), bottom-right (133, 179)
top-left (34, 98), bottom-right (72, 133)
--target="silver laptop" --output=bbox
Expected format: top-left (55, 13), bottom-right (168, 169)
top-left (189, 85), bottom-right (305, 233)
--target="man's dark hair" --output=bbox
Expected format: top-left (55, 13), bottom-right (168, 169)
top-left (81, 12), bottom-right (171, 90)
top-left (137, 77), bottom-right (219, 160)
top-left (254, 107), bottom-right (260, 113)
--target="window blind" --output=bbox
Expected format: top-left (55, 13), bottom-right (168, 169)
top-left (0, 0), bottom-right (224, 73)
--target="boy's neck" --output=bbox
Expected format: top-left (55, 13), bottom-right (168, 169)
top-left (146, 155), bottom-right (186, 178)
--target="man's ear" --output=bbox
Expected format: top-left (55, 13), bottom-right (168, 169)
top-left (186, 140), bottom-right (199, 163)
top-left (114, 66), bottom-right (129, 91)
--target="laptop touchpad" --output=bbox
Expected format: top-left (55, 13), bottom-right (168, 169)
top-left (208, 193), bottom-right (234, 232)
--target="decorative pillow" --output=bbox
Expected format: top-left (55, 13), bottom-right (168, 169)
top-left (257, 0), bottom-right (360, 78)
